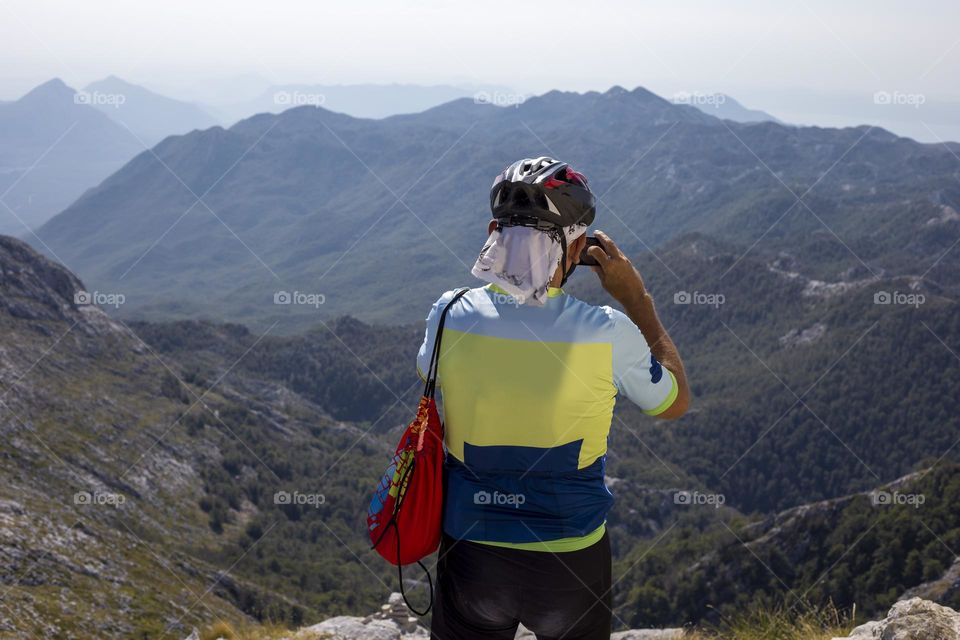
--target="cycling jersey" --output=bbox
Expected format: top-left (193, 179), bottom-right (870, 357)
top-left (417, 284), bottom-right (677, 552)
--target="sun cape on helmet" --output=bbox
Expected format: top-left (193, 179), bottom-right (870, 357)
top-left (471, 157), bottom-right (597, 303)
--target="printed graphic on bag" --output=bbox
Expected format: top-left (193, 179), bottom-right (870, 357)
top-left (368, 446), bottom-right (415, 535)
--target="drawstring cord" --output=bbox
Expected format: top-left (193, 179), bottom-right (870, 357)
top-left (369, 287), bottom-right (468, 616)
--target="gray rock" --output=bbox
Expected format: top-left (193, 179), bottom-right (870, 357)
top-left (899, 557), bottom-right (960, 604)
top-left (779, 322), bottom-right (827, 348)
top-left (842, 621), bottom-right (882, 638)
top-left (294, 616), bottom-right (401, 640)
top-left (835, 598), bottom-right (960, 640)
top-left (515, 623), bottom-right (683, 639)
top-left (291, 592), bottom-right (431, 640)
top-left (611, 631), bottom-right (685, 640)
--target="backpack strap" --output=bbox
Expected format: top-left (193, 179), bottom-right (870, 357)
top-left (423, 288), bottom-right (470, 398)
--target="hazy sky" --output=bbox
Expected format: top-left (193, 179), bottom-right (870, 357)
top-left (2, 0), bottom-right (958, 141)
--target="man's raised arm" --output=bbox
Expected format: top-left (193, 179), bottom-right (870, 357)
top-left (587, 230), bottom-right (690, 420)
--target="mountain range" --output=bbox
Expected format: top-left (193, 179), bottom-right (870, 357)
top-left (31, 84), bottom-right (960, 328)
top-left (2, 76), bottom-right (636, 237)
top-left (209, 82), bottom-right (488, 123)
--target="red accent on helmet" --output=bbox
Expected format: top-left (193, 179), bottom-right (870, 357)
top-left (565, 168), bottom-right (589, 188)
top-left (543, 177), bottom-right (565, 189)
top-left (543, 167), bottom-right (590, 190)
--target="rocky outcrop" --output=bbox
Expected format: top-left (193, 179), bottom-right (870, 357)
top-left (779, 322), bottom-right (827, 348)
top-left (514, 624), bottom-right (683, 639)
top-left (0, 234), bottom-right (133, 342)
top-left (289, 593), bottom-right (428, 639)
top-left (833, 598), bottom-right (960, 640)
top-left (0, 235), bottom-right (84, 322)
top-left (900, 557), bottom-right (960, 604)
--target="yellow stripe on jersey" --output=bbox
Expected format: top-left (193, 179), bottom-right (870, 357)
top-left (438, 328), bottom-right (616, 470)
top-left (469, 523), bottom-right (607, 553)
top-left (644, 370), bottom-right (679, 416)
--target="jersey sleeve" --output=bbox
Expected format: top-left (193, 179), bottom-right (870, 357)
top-left (607, 307), bottom-right (679, 415)
top-left (417, 290), bottom-right (458, 384)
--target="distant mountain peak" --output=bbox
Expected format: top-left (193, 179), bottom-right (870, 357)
top-left (35, 77), bottom-right (70, 90)
top-left (537, 88), bottom-right (579, 100)
top-left (627, 85), bottom-right (664, 101)
top-left (88, 74), bottom-right (135, 89)
top-left (19, 77), bottom-right (76, 103)
top-left (78, 75), bottom-right (221, 146)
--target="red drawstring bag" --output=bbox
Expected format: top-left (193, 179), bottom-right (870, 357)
top-left (367, 288), bottom-right (467, 615)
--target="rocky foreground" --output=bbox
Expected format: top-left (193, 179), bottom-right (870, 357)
top-left (836, 598), bottom-right (960, 639)
top-left (230, 593), bottom-right (959, 640)
top-left (275, 592), bottom-right (683, 639)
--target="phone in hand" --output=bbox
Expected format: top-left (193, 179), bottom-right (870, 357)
top-left (579, 236), bottom-right (604, 266)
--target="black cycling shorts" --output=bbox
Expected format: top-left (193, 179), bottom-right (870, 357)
top-left (430, 532), bottom-right (612, 640)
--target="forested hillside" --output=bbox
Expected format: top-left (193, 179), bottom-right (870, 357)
top-left (613, 464), bottom-right (960, 627)
top-left (0, 236), bottom-right (396, 636)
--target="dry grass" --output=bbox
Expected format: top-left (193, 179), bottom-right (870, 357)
top-left (198, 620), bottom-right (296, 640)
top-left (686, 602), bottom-right (854, 640)
top-left (199, 620), bottom-right (237, 640)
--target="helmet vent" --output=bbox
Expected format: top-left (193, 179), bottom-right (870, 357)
top-left (512, 189), bottom-right (531, 209)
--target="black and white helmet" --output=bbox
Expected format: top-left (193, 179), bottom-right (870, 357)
top-left (490, 157), bottom-right (596, 229)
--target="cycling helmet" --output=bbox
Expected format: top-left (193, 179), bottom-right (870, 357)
top-left (488, 157), bottom-right (595, 286)
top-left (490, 157), bottom-right (596, 228)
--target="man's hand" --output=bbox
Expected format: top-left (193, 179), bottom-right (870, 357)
top-left (586, 230), bottom-right (647, 307)
top-left (587, 230), bottom-right (690, 420)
